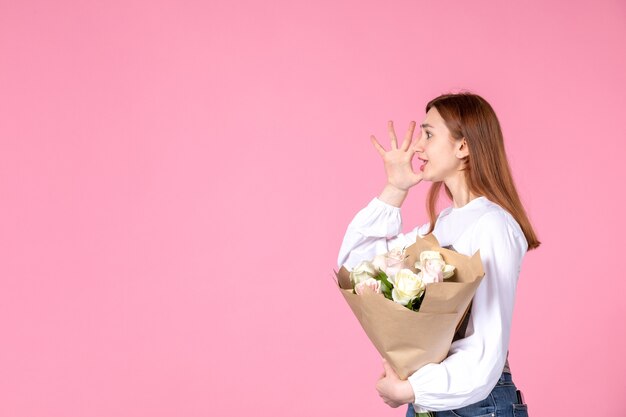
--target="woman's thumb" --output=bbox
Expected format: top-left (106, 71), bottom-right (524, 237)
top-left (382, 358), bottom-right (393, 374)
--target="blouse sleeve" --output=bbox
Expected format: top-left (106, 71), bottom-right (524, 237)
top-left (337, 197), bottom-right (427, 271)
top-left (407, 210), bottom-right (528, 411)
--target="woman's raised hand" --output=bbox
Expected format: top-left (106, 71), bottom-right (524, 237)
top-left (370, 120), bottom-right (423, 192)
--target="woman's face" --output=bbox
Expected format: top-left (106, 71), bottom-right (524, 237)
top-left (414, 107), bottom-right (468, 183)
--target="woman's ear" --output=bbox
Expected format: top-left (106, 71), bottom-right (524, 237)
top-left (456, 137), bottom-right (470, 159)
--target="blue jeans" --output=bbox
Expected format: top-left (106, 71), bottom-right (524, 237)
top-left (405, 371), bottom-right (529, 417)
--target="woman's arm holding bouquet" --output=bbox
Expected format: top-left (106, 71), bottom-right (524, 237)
top-left (404, 211), bottom-right (528, 411)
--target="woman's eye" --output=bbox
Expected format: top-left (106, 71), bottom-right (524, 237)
top-left (425, 131), bottom-right (432, 139)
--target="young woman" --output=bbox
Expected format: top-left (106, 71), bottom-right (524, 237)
top-left (337, 92), bottom-right (539, 417)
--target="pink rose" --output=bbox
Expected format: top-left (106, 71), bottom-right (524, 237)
top-left (414, 250), bottom-right (455, 284)
top-left (375, 246), bottom-right (408, 278)
top-left (355, 278), bottom-right (382, 295)
top-left (372, 254), bottom-right (387, 271)
top-left (387, 246), bottom-right (407, 263)
top-left (422, 258), bottom-right (445, 284)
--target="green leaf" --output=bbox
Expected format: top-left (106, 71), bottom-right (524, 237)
top-left (376, 270), bottom-right (394, 290)
top-left (408, 292), bottom-right (425, 311)
top-left (380, 282), bottom-right (392, 300)
top-left (374, 270), bottom-right (394, 300)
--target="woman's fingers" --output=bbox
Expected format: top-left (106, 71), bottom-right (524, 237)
top-left (401, 121), bottom-right (416, 151)
top-left (388, 121), bottom-right (398, 149)
top-left (370, 135), bottom-right (387, 156)
top-left (372, 121), bottom-right (418, 158)
top-left (409, 136), bottom-right (420, 154)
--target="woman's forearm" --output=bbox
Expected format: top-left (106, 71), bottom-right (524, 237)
top-left (378, 183), bottom-right (409, 208)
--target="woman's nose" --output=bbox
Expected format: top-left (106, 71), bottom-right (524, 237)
top-left (413, 130), bottom-right (425, 151)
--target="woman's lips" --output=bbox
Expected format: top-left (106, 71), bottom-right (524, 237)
top-left (420, 160), bottom-right (428, 171)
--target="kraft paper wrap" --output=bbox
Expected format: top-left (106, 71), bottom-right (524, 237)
top-left (334, 233), bottom-right (485, 380)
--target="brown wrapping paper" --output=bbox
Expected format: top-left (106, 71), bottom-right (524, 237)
top-left (334, 233), bottom-right (485, 380)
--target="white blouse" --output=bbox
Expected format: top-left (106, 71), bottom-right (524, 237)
top-left (337, 196), bottom-right (528, 411)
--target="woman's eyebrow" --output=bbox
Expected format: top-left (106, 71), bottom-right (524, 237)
top-left (420, 123), bottom-right (434, 129)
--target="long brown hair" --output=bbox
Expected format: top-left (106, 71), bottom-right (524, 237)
top-left (422, 92), bottom-right (541, 250)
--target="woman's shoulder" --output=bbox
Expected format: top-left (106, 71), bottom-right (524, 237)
top-left (439, 196), bottom-right (514, 227)
top-left (474, 198), bottom-right (528, 250)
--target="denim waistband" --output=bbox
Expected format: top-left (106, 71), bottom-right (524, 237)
top-left (497, 370), bottom-right (513, 385)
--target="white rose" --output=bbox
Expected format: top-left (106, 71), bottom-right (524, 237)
top-left (350, 260), bottom-right (378, 286)
top-left (355, 277), bottom-right (382, 295)
top-left (391, 268), bottom-right (425, 306)
top-left (417, 250), bottom-right (444, 265)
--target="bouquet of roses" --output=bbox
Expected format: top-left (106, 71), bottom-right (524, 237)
top-left (351, 246), bottom-right (456, 312)
top-left (334, 233), bottom-right (485, 414)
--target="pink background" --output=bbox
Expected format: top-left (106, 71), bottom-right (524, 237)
top-left (1, 1), bottom-right (625, 416)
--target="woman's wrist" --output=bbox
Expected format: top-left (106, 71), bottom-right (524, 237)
top-left (378, 183), bottom-right (409, 208)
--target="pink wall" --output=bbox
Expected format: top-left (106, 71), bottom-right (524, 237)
top-left (1, 0), bottom-right (625, 416)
